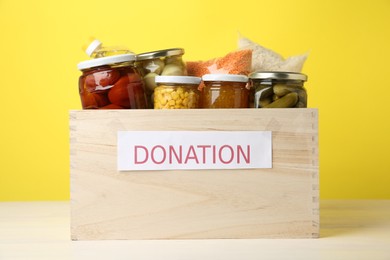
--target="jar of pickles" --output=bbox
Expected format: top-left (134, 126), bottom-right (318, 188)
top-left (77, 54), bottom-right (148, 109)
top-left (201, 74), bottom-right (249, 108)
top-left (249, 71), bottom-right (308, 108)
top-left (136, 48), bottom-right (187, 106)
top-left (154, 76), bottom-right (201, 109)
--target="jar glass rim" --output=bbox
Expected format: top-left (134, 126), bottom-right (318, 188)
top-left (136, 48), bottom-right (185, 61)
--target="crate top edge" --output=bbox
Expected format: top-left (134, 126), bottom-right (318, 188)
top-left (69, 108), bottom-right (318, 114)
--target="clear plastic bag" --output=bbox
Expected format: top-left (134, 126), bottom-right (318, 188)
top-left (238, 34), bottom-right (308, 73)
top-left (187, 49), bottom-right (252, 78)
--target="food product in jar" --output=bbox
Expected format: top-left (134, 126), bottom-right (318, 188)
top-left (99, 104), bottom-right (124, 109)
top-left (77, 54), bottom-right (148, 109)
top-left (264, 92), bottom-right (298, 108)
top-left (249, 71), bottom-right (308, 108)
top-left (201, 74), bottom-right (249, 108)
top-left (85, 69), bottom-right (120, 92)
top-left (80, 91), bottom-right (109, 108)
top-left (136, 48), bottom-right (187, 106)
top-left (154, 76), bottom-right (201, 109)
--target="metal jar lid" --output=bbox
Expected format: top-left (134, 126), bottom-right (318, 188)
top-left (248, 71), bottom-right (308, 81)
top-left (136, 48), bottom-right (185, 61)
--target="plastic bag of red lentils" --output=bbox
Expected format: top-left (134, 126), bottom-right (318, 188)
top-left (186, 49), bottom-right (252, 78)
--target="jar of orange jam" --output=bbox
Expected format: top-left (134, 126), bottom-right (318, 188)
top-left (201, 74), bottom-right (249, 108)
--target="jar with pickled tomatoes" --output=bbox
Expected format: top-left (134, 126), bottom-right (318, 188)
top-left (77, 54), bottom-right (148, 109)
top-left (201, 74), bottom-right (249, 108)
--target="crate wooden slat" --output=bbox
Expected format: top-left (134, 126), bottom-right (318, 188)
top-left (70, 108), bottom-right (319, 240)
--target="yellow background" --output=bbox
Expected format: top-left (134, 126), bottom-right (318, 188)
top-left (0, 0), bottom-right (389, 201)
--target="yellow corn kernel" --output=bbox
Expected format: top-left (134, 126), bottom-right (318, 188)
top-left (156, 93), bottom-right (163, 101)
top-left (164, 87), bottom-right (173, 93)
top-left (160, 96), bottom-right (167, 105)
top-left (171, 91), bottom-right (179, 100)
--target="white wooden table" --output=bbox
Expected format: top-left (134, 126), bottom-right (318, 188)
top-left (1, 200), bottom-right (389, 259)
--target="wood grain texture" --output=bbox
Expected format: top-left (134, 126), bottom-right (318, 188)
top-left (70, 109), bottom-right (319, 240)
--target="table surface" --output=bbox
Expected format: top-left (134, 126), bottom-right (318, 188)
top-left (0, 200), bottom-right (389, 260)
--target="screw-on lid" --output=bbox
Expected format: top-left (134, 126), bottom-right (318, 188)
top-left (155, 76), bottom-right (201, 85)
top-left (202, 74), bottom-right (248, 83)
top-left (77, 54), bottom-right (136, 70)
top-left (85, 39), bottom-right (102, 56)
top-left (249, 71), bottom-right (308, 81)
top-left (136, 48), bottom-right (185, 61)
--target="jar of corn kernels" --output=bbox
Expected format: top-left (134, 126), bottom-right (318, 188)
top-left (201, 74), bottom-right (249, 108)
top-left (154, 76), bottom-right (201, 109)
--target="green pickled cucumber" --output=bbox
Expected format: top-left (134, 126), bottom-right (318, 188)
top-left (254, 86), bottom-right (273, 108)
top-left (295, 101), bottom-right (307, 108)
top-left (259, 97), bottom-right (272, 107)
top-left (297, 89), bottom-right (307, 106)
top-left (273, 84), bottom-right (293, 96)
top-left (265, 92), bottom-right (299, 108)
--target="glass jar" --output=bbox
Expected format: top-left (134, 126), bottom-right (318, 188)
top-left (249, 71), bottom-right (308, 108)
top-left (77, 54), bottom-right (148, 109)
top-left (136, 48), bottom-right (187, 106)
top-left (154, 76), bottom-right (201, 109)
top-left (83, 38), bottom-right (134, 58)
top-left (201, 74), bottom-right (249, 108)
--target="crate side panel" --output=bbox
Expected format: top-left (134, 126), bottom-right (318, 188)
top-left (70, 109), bottom-right (319, 239)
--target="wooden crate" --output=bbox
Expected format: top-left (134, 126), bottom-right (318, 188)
top-left (70, 109), bottom-right (319, 240)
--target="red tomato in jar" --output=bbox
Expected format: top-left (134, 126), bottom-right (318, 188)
top-left (128, 82), bottom-right (147, 108)
top-left (108, 76), bottom-right (131, 108)
top-left (99, 104), bottom-right (124, 109)
top-left (81, 91), bottom-right (109, 109)
top-left (85, 69), bottom-right (120, 92)
top-left (126, 72), bottom-right (142, 82)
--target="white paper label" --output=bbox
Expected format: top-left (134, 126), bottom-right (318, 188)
top-left (117, 131), bottom-right (272, 171)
